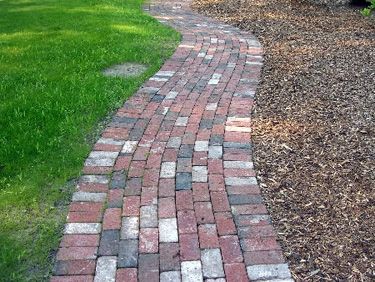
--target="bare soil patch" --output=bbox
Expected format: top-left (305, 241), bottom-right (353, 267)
top-left (193, 0), bottom-right (375, 280)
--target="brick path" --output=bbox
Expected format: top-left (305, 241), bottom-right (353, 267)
top-left (51, 0), bottom-right (293, 281)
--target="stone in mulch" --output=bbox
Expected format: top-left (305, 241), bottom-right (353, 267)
top-left (193, 0), bottom-right (375, 280)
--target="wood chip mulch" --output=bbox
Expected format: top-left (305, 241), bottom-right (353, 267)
top-left (192, 0), bottom-right (375, 280)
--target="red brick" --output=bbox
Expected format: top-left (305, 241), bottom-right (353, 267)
top-left (194, 202), bottom-right (215, 224)
top-left (176, 190), bottom-right (193, 210)
top-left (159, 197), bottom-right (176, 218)
top-left (94, 143), bottom-right (121, 152)
top-left (239, 225), bottom-right (275, 238)
top-left (243, 250), bottom-right (285, 265)
top-left (142, 169), bottom-right (159, 188)
top-left (102, 208), bottom-right (121, 230)
top-left (133, 147), bottom-right (150, 161)
top-left (211, 191), bottom-right (230, 212)
top-left (192, 183), bottom-right (210, 202)
top-left (146, 153), bottom-right (162, 169)
top-left (114, 156), bottom-right (132, 171)
top-left (163, 148), bottom-right (178, 162)
top-left (50, 276), bottom-right (93, 282)
top-left (159, 178), bottom-right (175, 197)
top-left (208, 174), bottom-right (225, 191)
top-left (219, 235), bottom-right (243, 263)
top-left (78, 183), bottom-right (108, 193)
top-left (193, 151), bottom-right (208, 165)
top-left (180, 233), bottom-right (200, 261)
top-left (178, 210), bottom-right (197, 234)
top-left (215, 212), bottom-right (237, 236)
top-left (141, 186), bottom-right (158, 205)
top-left (108, 189), bottom-right (124, 207)
top-left (208, 159), bottom-right (223, 174)
top-left (128, 161), bottom-right (146, 177)
top-left (198, 224), bottom-right (220, 248)
top-left (56, 247), bottom-right (97, 261)
top-left (232, 204), bottom-right (268, 215)
top-left (123, 196), bottom-right (140, 216)
top-left (241, 237), bottom-right (281, 252)
top-left (224, 263), bottom-right (249, 282)
top-left (116, 268), bottom-right (137, 282)
top-left (54, 260), bottom-right (96, 275)
top-left (60, 235), bottom-right (99, 247)
top-left (139, 228), bottom-right (159, 253)
top-left (102, 127), bottom-right (128, 139)
top-left (67, 211), bottom-right (101, 223)
top-left (224, 169), bottom-right (256, 177)
top-left (69, 202), bottom-right (103, 213)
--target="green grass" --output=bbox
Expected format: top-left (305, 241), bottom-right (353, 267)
top-left (0, 0), bottom-right (179, 280)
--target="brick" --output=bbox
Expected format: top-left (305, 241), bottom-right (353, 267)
top-left (178, 210), bottom-right (197, 234)
top-left (181, 261), bottom-right (203, 282)
top-left (161, 162), bottom-right (176, 178)
top-left (159, 197), bottom-right (176, 218)
top-left (176, 116), bottom-right (188, 126)
top-left (219, 235), bottom-right (243, 263)
top-left (160, 243), bottom-right (180, 271)
top-left (138, 254), bottom-right (159, 282)
top-left (116, 268), bottom-right (137, 282)
top-left (160, 271), bottom-right (181, 282)
top-left (94, 256), bottom-right (117, 282)
top-left (231, 204), bottom-right (268, 215)
top-left (246, 264), bottom-right (291, 280)
top-left (224, 161), bottom-right (253, 170)
top-left (193, 151), bottom-right (208, 165)
top-left (215, 212), bottom-right (236, 236)
top-left (102, 208), bottom-right (121, 230)
top-left (110, 171), bottom-right (126, 189)
top-left (121, 141), bottom-right (138, 154)
top-left (57, 247), bottom-right (97, 261)
top-left (198, 224), bottom-right (219, 248)
top-left (194, 140), bottom-right (209, 151)
top-left (121, 217), bottom-right (139, 239)
top-left (224, 263), bottom-right (249, 282)
top-left (140, 205), bottom-right (158, 228)
top-left (208, 146), bottom-right (223, 159)
top-left (159, 218), bottom-right (178, 242)
top-left (243, 250), bottom-right (285, 266)
top-left (176, 172), bottom-right (192, 190)
top-left (192, 183), bottom-right (210, 202)
top-left (78, 182), bottom-right (108, 193)
top-left (228, 194), bottom-right (263, 205)
top-left (60, 234), bottom-right (99, 247)
top-left (225, 177), bottom-right (257, 186)
top-left (159, 178), bottom-right (175, 197)
top-left (240, 237), bottom-right (281, 252)
top-left (178, 145), bottom-right (194, 158)
top-left (210, 191), bottom-right (230, 212)
top-left (69, 202), bottom-right (102, 213)
top-left (50, 276), bottom-right (93, 282)
top-left (140, 186), bottom-right (158, 205)
top-left (67, 211), bottom-right (101, 223)
top-left (167, 137), bottom-right (182, 148)
top-left (226, 185), bottom-right (260, 195)
top-left (180, 233), bottom-right (200, 261)
top-left (201, 249), bottom-right (225, 278)
top-left (177, 158), bottom-right (192, 173)
top-left (72, 192), bottom-right (106, 202)
top-left (98, 230), bottom-right (119, 256)
top-left (194, 202), bottom-right (215, 224)
top-left (64, 223), bottom-right (101, 235)
top-left (192, 166), bottom-right (208, 182)
top-left (108, 189), bottom-right (124, 208)
top-left (208, 174), bottom-right (225, 191)
top-left (238, 225), bottom-right (275, 238)
top-left (53, 260), bottom-right (96, 276)
top-left (139, 228), bottom-right (159, 253)
top-left (80, 175), bottom-right (109, 184)
top-left (176, 190), bottom-right (193, 210)
top-left (123, 196), bottom-right (140, 216)
top-left (235, 214), bottom-right (271, 227)
top-left (208, 159), bottom-right (223, 174)
top-left (124, 178), bottom-right (142, 196)
top-left (118, 240), bottom-right (138, 268)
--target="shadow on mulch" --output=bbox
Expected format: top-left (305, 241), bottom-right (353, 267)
top-left (193, 0), bottom-right (375, 280)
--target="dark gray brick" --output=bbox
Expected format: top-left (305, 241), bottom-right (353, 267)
top-left (118, 239), bottom-right (138, 268)
top-left (229, 194), bottom-right (263, 205)
top-left (178, 145), bottom-right (193, 158)
top-left (160, 243), bottom-right (180, 271)
top-left (128, 128), bottom-right (144, 141)
top-left (223, 142), bottom-right (252, 150)
top-left (177, 158), bottom-right (192, 172)
top-left (138, 254), bottom-right (160, 282)
top-left (124, 178), bottom-right (142, 196)
top-left (199, 119), bottom-right (213, 129)
top-left (110, 171), bottom-right (126, 189)
top-left (98, 230), bottom-right (119, 256)
top-left (176, 172), bottom-right (192, 190)
top-left (209, 135), bottom-right (223, 146)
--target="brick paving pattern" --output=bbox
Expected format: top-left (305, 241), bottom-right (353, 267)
top-left (51, 0), bottom-right (293, 281)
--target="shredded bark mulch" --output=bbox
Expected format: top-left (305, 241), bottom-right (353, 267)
top-left (192, 0), bottom-right (375, 280)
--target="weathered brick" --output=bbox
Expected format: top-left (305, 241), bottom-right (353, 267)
top-left (53, 260), bottom-right (96, 276)
top-left (160, 271), bottom-right (181, 282)
top-left (94, 256), bottom-right (117, 282)
top-left (181, 261), bottom-right (203, 282)
top-left (198, 224), bottom-right (219, 248)
top-left (64, 223), bottom-right (101, 235)
top-left (176, 190), bottom-right (193, 210)
top-left (178, 210), bottom-right (197, 234)
top-left (140, 205), bottom-right (158, 228)
top-left (180, 233), bottom-right (200, 261)
top-left (139, 228), bottom-right (159, 253)
top-left (116, 268), bottom-right (137, 282)
top-left (121, 217), bottom-right (139, 239)
top-left (214, 212), bottom-right (236, 236)
top-left (159, 218), bottom-right (178, 242)
top-left (161, 162), bottom-right (176, 178)
top-left (243, 250), bottom-right (285, 266)
top-left (224, 263), bottom-right (249, 282)
top-left (57, 247), bottom-right (97, 261)
top-left (50, 275), bottom-right (93, 282)
top-left (192, 183), bottom-right (210, 202)
top-left (98, 230), bottom-right (119, 256)
top-left (201, 248), bottom-right (225, 278)
top-left (138, 254), bottom-right (159, 282)
top-left (240, 237), bottom-right (281, 252)
top-left (210, 191), bottom-right (230, 212)
top-left (246, 264), bottom-right (291, 280)
top-left (192, 166), bottom-right (208, 182)
top-left (102, 208), bottom-right (121, 230)
top-left (219, 235), bottom-right (243, 263)
top-left (60, 235), bottom-right (99, 247)
top-left (160, 243), bottom-right (180, 271)
top-left (176, 172), bottom-right (192, 190)
top-left (194, 202), bottom-right (215, 224)
top-left (118, 240), bottom-right (138, 268)
top-left (122, 196), bottom-right (140, 216)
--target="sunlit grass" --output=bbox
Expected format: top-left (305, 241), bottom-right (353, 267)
top-left (0, 0), bottom-right (179, 280)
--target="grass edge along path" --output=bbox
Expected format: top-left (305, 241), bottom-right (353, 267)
top-left (0, 0), bottom-right (180, 280)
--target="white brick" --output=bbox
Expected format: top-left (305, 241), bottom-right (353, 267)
top-left (88, 151), bottom-right (119, 159)
top-left (94, 256), bottom-right (117, 282)
top-left (72, 192), bottom-right (106, 202)
top-left (140, 205), bottom-right (158, 228)
top-left (166, 91), bottom-right (178, 99)
top-left (161, 162), bottom-right (176, 178)
top-left (176, 117), bottom-right (188, 126)
top-left (194, 141), bottom-right (209, 152)
top-left (121, 141), bottom-right (138, 154)
top-left (160, 271), bottom-right (181, 282)
top-left (201, 249), bottom-right (224, 278)
top-left (208, 73), bottom-right (222, 85)
top-left (121, 217), bottom-right (139, 239)
top-left (205, 55), bottom-right (213, 60)
top-left (97, 138), bottom-right (125, 146)
top-left (225, 126), bottom-right (251, 133)
top-left (198, 52), bottom-right (206, 58)
top-left (246, 264), bottom-right (292, 280)
top-left (150, 77), bottom-right (169, 82)
top-left (159, 218), bottom-right (178, 242)
top-left (225, 177), bottom-right (257, 186)
top-left (64, 223), bottom-right (101, 234)
top-left (162, 107), bottom-right (170, 115)
top-left (181, 261), bottom-right (203, 282)
top-left (223, 161), bottom-right (253, 169)
top-left (167, 137), bottom-right (182, 148)
top-left (208, 146), bottom-right (223, 159)
top-left (156, 71), bottom-right (175, 77)
top-left (80, 175), bottom-right (109, 184)
top-left (192, 166), bottom-right (208, 182)
top-left (205, 103), bottom-right (217, 111)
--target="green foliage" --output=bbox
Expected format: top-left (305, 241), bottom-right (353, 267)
top-left (361, 0), bottom-right (375, 16)
top-left (0, 0), bottom-right (179, 280)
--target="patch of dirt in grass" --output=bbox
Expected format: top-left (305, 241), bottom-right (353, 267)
top-left (192, 0), bottom-right (375, 280)
top-left (103, 62), bottom-right (148, 78)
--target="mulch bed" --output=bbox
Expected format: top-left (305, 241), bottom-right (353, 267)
top-left (192, 0), bottom-right (375, 280)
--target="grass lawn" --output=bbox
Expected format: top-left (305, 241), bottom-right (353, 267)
top-left (0, 0), bottom-right (179, 280)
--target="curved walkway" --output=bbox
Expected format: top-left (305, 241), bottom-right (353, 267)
top-left (51, 0), bottom-right (292, 281)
